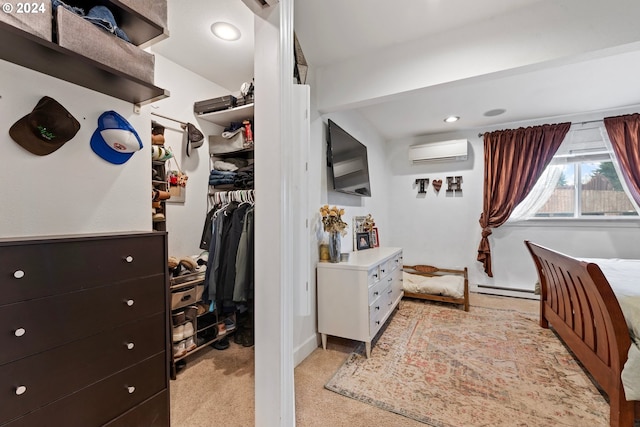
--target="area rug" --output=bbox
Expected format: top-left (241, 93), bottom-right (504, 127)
top-left (325, 300), bottom-right (610, 427)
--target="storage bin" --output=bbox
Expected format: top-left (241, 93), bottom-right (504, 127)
top-left (209, 133), bottom-right (248, 155)
top-left (0, 1), bottom-right (52, 41)
top-left (56, 6), bottom-right (155, 84)
top-left (171, 286), bottom-right (197, 310)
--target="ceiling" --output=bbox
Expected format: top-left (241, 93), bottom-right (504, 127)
top-left (152, 0), bottom-right (640, 140)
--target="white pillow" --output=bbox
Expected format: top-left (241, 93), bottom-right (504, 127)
top-left (402, 271), bottom-right (464, 299)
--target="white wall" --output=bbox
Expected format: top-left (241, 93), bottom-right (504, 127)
top-left (317, 110), bottom-right (391, 252)
top-left (0, 59), bottom-right (150, 238)
top-left (0, 53), bottom-right (227, 244)
top-left (387, 106), bottom-right (640, 297)
top-left (295, 79), bottom-right (395, 364)
top-left (143, 53), bottom-right (229, 257)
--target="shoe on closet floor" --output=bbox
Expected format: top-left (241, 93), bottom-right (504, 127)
top-left (173, 341), bottom-right (186, 358)
top-left (172, 324), bottom-right (185, 342)
top-left (172, 311), bottom-right (186, 325)
top-left (223, 317), bottom-right (236, 332)
top-left (185, 336), bottom-right (196, 352)
top-left (184, 305), bottom-right (197, 322)
top-left (217, 322), bottom-right (226, 335)
top-left (212, 336), bottom-right (229, 350)
top-left (183, 321), bottom-right (194, 338)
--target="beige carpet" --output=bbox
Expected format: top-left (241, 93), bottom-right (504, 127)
top-left (324, 299), bottom-right (609, 426)
top-left (172, 294), bottom-right (608, 427)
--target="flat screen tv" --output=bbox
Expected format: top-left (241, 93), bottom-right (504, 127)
top-left (326, 119), bottom-right (372, 197)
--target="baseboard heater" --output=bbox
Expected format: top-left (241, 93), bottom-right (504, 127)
top-left (476, 284), bottom-right (535, 294)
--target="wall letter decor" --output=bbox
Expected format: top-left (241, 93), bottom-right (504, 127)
top-left (432, 179), bottom-right (442, 193)
top-left (415, 178), bottom-right (430, 194)
top-left (446, 176), bottom-right (463, 195)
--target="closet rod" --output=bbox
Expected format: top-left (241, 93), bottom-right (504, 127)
top-left (151, 112), bottom-right (187, 127)
top-left (477, 118), bottom-right (604, 138)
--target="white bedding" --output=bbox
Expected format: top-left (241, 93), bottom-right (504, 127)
top-left (402, 271), bottom-right (465, 299)
top-left (581, 258), bottom-right (640, 400)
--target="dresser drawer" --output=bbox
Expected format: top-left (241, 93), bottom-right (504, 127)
top-left (388, 253), bottom-right (402, 273)
top-left (0, 234), bottom-right (165, 306)
top-left (367, 278), bottom-right (387, 304)
top-left (367, 266), bottom-right (380, 286)
top-left (381, 269), bottom-right (395, 291)
top-left (0, 275), bottom-right (165, 365)
top-left (103, 390), bottom-right (169, 427)
top-left (390, 268), bottom-right (403, 302)
top-left (4, 354), bottom-right (166, 427)
top-left (379, 260), bottom-right (392, 279)
top-left (369, 291), bottom-right (388, 337)
top-left (0, 313), bottom-right (165, 425)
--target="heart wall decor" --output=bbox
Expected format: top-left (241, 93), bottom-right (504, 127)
top-left (432, 179), bottom-right (442, 193)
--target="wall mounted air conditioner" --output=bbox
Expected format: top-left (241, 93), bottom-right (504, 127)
top-left (409, 139), bottom-right (468, 163)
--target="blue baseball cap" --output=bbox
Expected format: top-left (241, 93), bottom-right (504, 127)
top-left (90, 111), bottom-right (143, 164)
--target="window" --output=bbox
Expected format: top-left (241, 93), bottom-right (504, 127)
top-left (511, 125), bottom-right (638, 220)
top-left (535, 160), bottom-right (637, 217)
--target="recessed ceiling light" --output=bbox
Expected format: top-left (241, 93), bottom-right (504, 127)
top-left (444, 115), bottom-right (460, 123)
top-left (484, 108), bottom-right (506, 117)
top-left (210, 22), bottom-right (241, 41)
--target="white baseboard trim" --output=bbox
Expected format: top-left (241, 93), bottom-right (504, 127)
top-left (293, 333), bottom-right (320, 367)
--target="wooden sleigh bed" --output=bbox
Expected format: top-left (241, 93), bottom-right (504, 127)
top-left (402, 265), bottom-right (469, 311)
top-left (525, 241), bottom-right (640, 427)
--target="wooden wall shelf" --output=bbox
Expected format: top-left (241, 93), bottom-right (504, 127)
top-left (197, 104), bottom-right (254, 126)
top-left (0, 22), bottom-right (169, 105)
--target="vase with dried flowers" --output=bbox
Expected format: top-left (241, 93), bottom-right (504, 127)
top-left (319, 205), bottom-right (348, 262)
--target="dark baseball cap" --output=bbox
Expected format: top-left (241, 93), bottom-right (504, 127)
top-left (185, 122), bottom-right (204, 157)
top-left (9, 96), bottom-right (81, 155)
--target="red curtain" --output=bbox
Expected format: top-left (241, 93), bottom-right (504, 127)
top-left (477, 123), bottom-right (570, 276)
top-left (604, 113), bottom-right (640, 206)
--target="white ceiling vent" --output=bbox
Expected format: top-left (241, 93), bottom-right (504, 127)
top-left (409, 139), bottom-right (468, 163)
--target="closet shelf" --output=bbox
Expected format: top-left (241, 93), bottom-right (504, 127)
top-left (197, 104), bottom-right (254, 125)
top-left (210, 148), bottom-right (254, 159)
top-left (0, 22), bottom-right (169, 105)
top-left (101, 0), bottom-right (169, 47)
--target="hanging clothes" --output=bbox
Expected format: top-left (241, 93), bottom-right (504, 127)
top-left (202, 190), bottom-right (255, 313)
top-left (233, 206), bottom-right (254, 302)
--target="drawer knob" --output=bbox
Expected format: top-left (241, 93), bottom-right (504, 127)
top-left (126, 342), bottom-right (135, 350)
top-left (125, 256), bottom-right (134, 263)
top-left (15, 385), bottom-right (27, 396)
top-left (373, 291), bottom-right (379, 296)
top-left (14, 328), bottom-right (26, 337)
top-left (126, 299), bottom-right (135, 307)
top-left (13, 270), bottom-right (25, 279)
top-left (375, 305), bottom-right (380, 311)
top-left (375, 321), bottom-right (380, 325)
top-left (127, 386), bottom-right (136, 394)
top-left (381, 269), bottom-right (385, 273)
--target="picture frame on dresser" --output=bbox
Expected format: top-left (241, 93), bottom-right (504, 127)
top-left (352, 216), bottom-right (367, 248)
top-left (356, 232), bottom-right (371, 250)
top-left (371, 227), bottom-right (379, 247)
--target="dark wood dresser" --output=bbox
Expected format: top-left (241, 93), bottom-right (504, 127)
top-left (0, 232), bottom-right (170, 427)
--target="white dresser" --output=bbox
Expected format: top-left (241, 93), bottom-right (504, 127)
top-left (317, 247), bottom-right (403, 358)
